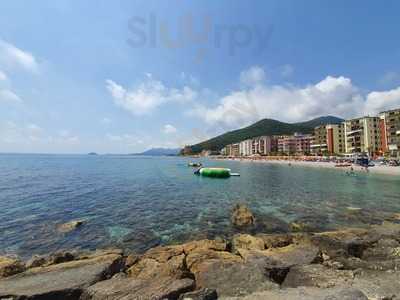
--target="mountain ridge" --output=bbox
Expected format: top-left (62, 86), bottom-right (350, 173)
top-left (188, 116), bottom-right (344, 153)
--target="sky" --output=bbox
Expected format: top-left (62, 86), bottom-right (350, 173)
top-left (1, 0), bottom-right (400, 154)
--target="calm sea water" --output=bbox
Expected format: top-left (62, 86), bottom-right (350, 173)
top-left (1, 154), bottom-right (400, 258)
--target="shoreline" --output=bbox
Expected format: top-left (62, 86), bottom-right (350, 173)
top-left (2, 221), bottom-right (400, 299)
top-left (214, 157), bottom-right (400, 176)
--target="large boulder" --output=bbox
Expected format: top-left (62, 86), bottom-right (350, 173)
top-left (0, 256), bottom-right (25, 278)
top-left (255, 233), bottom-right (293, 249)
top-left (193, 260), bottom-right (279, 297)
top-left (183, 239), bottom-right (227, 253)
top-left (282, 264), bottom-right (354, 288)
top-left (231, 204), bottom-right (255, 227)
top-left (0, 252), bottom-right (124, 299)
top-left (81, 276), bottom-right (195, 300)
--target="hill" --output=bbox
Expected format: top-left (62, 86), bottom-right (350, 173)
top-left (136, 148), bottom-right (181, 156)
top-left (188, 116), bottom-right (344, 153)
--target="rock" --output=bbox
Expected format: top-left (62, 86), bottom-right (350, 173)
top-left (0, 256), bottom-right (25, 278)
top-left (81, 276), bottom-right (195, 300)
top-left (127, 254), bottom-right (187, 279)
top-left (25, 255), bottom-right (47, 269)
top-left (193, 260), bottom-right (279, 297)
top-left (125, 254), bottom-right (139, 268)
top-left (57, 220), bottom-right (85, 233)
top-left (0, 252), bottom-right (124, 299)
top-left (127, 245), bottom-right (187, 279)
top-left (282, 264), bottom-right (354, 288)
top-left (256, 233), bottom-right (293, 249)
top-left (178, 288), bottom-right (218, 300)
top-left (351, 269), bottom-right (400, 299)
top-left (239, 243), bottom-right (321, 267)
top-left (185, 249), bottom-right (242, 276)
top-left (231, 204), bottom-right (255, 227)
top-left (231, 234), bottom-right (265, 253)
top-left (221, 287), bottom-right (368, 300)
top-left (183, 239), bottom-right (227, 253)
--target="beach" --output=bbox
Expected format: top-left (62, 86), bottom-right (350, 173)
top-left (217, 157), bottom-right (400, 176)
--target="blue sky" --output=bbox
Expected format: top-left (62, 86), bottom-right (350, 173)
top-left (1, 0), bottom-right (400, 153)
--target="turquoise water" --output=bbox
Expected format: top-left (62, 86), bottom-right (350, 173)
top-left (1, 154), bottom-right (400, 258)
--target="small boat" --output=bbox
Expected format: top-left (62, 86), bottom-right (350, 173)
top-left (188, 162), bottom-right (202, 168)
top-left (195, 167), bottom-right (237, 178)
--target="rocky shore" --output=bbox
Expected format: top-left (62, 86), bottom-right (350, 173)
top-left (2, 219), bottom-right (400, 299)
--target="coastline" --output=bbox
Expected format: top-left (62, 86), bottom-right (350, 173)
top-left (215, 157), bottom-right (400, 176)
top-left (3, 221), bottom-right (400, 299)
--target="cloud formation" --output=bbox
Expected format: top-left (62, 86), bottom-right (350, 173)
top-left (190, 66), bottom-right (400, 129)
top-left (106, 74), bottom-right (197, 115)
top-left (0, 39), bottom-right (39, 73)
top-left (162, 124), bottom-right (177, 134)
top-left (240, 65), bottom-right (266, 86)
top-left (0, 89), bottom-right (22, 103)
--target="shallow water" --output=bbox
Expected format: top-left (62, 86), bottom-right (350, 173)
top-left (1, 154), bottom-right (399, 258)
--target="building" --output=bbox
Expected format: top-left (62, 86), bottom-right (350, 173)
top-left (311, 124), bottom-right (345, 155)
top-left (225, 143), bottom-right (240, 157)
top-left (380, 108), bottom-right (400, 158)
top-left (343, 117), bottom-right (381, 156)
top-left (278, 133), bottom-right (312, 155)
top-left (239, 139), bottom-right (252, 156)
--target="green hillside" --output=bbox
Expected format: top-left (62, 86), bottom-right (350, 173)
top-left (188, 116), bottom-right (343, 154)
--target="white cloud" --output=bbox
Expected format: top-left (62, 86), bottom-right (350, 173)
top-left (0, 70), bottom-right (7, 81)
top-left (106, 74), bottom-right (197, 115)
top-left (162, 124), bottom-right (177, 134)
top-left (0, 89), bottom-right (22, 103)
top-left (364, 87), bottom-right (400, 115)
top-left (189, 66), bottom-right (400, 129)
top-left (280, 64), bottom-right (294, 78)
top-left (240, 66), bottom-right (266, 86)
top-left (0, 39), bottom-right (39, 73)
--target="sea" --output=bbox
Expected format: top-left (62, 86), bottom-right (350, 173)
top-left (1, 153), bottom-right (400, 258)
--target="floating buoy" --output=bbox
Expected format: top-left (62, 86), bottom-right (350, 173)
top-left (195, 167), bottom-right (238, 178)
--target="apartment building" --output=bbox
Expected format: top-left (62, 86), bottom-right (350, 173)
top-left (311, 124), bottom-right (345, 155)
top-left (344, 117), bottom-right (381, 156)
top-left (380, 108), bottom-right (400, 157)
top-left (239, 139), bottom-right (252, 156)
top-left (225, 143), bottom-right (240, 157)
top-left (278, 133), bottom-right (312, 155)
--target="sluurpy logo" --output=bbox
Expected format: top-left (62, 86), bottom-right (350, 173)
top-left (127, 13), bottom-right (273, 62)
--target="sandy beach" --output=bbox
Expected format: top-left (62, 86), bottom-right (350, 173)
top-left (218, 157), bottom-right (400, 176)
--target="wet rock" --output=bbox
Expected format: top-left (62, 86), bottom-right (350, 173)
top-left (57, 220), bottom-right (85, 233)
top-left (231, 204), bottom-right (254, 227)
top-left (256, 233), bottom-right (293, 249)
top-left (178, 288), bottom-right (218, 300)
top-left (231, 234), bottom-right (265, 253)
top-left (282, 264), bottom-right (354, 288)
top-left (81, 276), bottom-right (195, 300)
top-left (25, 255), bottom-right (47, 269)
top-left (0, 252), bottom-right (124, 299)
top-left (0, 256), bottom-right (25, 278)
top-left (194, 260), bottom-right (279, 297)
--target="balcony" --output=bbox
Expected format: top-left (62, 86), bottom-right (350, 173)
top-left (347, 129), bottom-right (362, 136)
top-left (397, 130), bottom-right (400, 135)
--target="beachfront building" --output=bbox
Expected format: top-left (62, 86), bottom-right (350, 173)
top-left (380, 108), bottom-right (400, 158)
top-left (225, 143), bottom-right (240, 157)
top-left (311, 124), bottom-right (345, 155)
top-left (344, 116), bottom-right (381, 156)
top-left (239, 139), bottom-right (252, 156)
top-left (252, 136), bottom-right (278, 155)
top-left (278, 133), bottom-right (312, 155)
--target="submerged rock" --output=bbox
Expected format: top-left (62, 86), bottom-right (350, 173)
top-left (231, 234), bottom-right (265, 253)
top-left (0, 256), bottom-right (25, 278)
top-left (57, 219), bottom-right (85, 233)
top-left (231, 204), bottom-right (255, 227)
top-left (256, 233), bottom-right (293, 249)
top-left (81, 276), bottom-right (195, 300)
